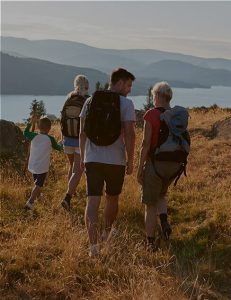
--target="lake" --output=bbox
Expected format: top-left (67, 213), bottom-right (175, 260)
top-left (1, 86), bottom-right (231, 123)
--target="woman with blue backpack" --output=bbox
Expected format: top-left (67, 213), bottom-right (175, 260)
top-left (137, 81), bottom-right (190, 251)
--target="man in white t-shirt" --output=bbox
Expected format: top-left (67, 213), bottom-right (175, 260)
top-left (79, 68), bottom-right (136, 257)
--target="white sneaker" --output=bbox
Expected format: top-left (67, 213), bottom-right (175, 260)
top-left (88, 244), bottom-right (100, 258)
top-left (25, 200), bottom-right (33, 210)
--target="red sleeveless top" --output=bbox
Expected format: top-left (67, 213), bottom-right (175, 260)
top-left (143, 108), bottom-right (162, 156)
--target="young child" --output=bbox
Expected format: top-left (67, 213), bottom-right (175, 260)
top-left (24, 116), bottom-right (63, 210)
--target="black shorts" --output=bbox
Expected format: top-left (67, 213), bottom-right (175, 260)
top-left (85, 162), bottom-right (126, 196)
top-left (33, 173), bottom-right (47, 187)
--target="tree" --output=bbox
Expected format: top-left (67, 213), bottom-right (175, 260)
top-left (95, 81), bottom-right (102, 91)
top-left (95, 81), bottom-right (109, 91)
top-left (104, 82), bottom-right (109, 90)
top-left (143, 86), bottom-right (154, 111)
top-left (27, 99), bottom-right (46, 121)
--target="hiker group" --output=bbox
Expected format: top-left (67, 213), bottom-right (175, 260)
top-left (24, 68), bottom-right (190, 257)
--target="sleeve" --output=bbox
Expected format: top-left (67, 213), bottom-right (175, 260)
top-left (121, 98), bottom-right (136, 122)
top-left (79, 97), bottom-right (90, 118)
top-left (23, 123), bottom-right (37, 140)
top-left (49, 136), bottom-right (63, 151)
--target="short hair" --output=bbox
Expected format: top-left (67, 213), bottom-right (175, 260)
top-left (110, 68), bottom-right (135, 85)
top-left (38, 116), bottom-right (51, 131)
top-left (74, 75), bottom-right (89, 95)
top-left (152, 81), bottom-right (173, 102)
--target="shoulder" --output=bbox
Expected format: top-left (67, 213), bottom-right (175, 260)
top-left (120, 95), bottom-right (133, 104)
top-left (42, 134), bottom-right (52, 141)
top-left (144, 108), bottom-right (159, 117)
top-left (120, 96), bottom-right (134, 110)
top-left (33, 134), bottom-right (50, 144)
top-left (119, 96), bottom-right (136, 122)
top-left (79, 96), bottom-right (91, 117)
top-left (144, 108), bottom-right (160, 123)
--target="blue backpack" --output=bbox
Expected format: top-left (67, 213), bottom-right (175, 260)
top-left (151, 106), bottom-right (190, 185)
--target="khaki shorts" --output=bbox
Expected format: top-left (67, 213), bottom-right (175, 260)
top-left (141, 160), bottom-right (181, 205)
top-left (64, 145), bottom-right (80, 154)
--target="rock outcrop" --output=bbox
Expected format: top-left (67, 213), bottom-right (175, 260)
top-left (212, 117), bottom-right (231, 139)
top-left (0, 119), bottom-right (26, 159)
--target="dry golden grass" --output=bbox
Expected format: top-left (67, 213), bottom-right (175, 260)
top-left (1, 108), bottom-right (231, 300)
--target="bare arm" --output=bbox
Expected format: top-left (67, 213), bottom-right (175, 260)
top-left (79, 117), bottom-right (86, 170)
top-left (123, 121), bottom-right (136, 175)
top-left (137, 120), bottom-right (152, 185)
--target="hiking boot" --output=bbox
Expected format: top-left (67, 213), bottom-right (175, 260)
top-left (25, 200), bottom-right (33, 210)
top-left (146, 236), bottom-right (160, 252)
top-left (161, 221), bottom-right (172, 240)
top-left (61, 197), bottom-right (71, 211)
top-left (88, 244), bottom-right (100, 258)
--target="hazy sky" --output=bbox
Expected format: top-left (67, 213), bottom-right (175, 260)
top-left (2, 1), bottom-right (231, 59)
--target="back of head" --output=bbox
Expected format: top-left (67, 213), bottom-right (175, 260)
top-left (38, 116), bottom-right (51, 132)
top-left (74, 75), bottom-right (89, 97)
top-left (152, 81), bottom-right (173, 102)
top-left (110, 68), bottom-right (135, 85)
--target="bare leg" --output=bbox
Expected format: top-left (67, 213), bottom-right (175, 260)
top-left (67, 153), bottom-right (83, 196)
top-left (104, 194), bottom-right (119, 235)
top-left (157, 195), bottom-right (172, 239)
top-left (157, 195), bottom-right (167, 215)
top-left (85, 196), bottom-right (101, 245)
top-left (145, 204), bottom-right (158, 238)
top-left (66, 153), bottom-right (74, 182)
top-left (28, 185), bottom-right (41, 203)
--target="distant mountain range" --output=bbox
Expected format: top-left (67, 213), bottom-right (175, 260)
top-left (1, 53), bottom-right (108, 95)
top-left (1, 36), bottom-right (231, 95)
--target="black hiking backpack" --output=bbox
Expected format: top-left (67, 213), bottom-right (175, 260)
top-left (84, 90), bottom-right (121, 146)
top-left (61, 94), bottom-right (86, 138)
top-left (151, 106), bottom-right (191, 185)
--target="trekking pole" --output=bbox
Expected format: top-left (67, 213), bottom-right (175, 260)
top-left (23, 103), bottom-right (37, 174)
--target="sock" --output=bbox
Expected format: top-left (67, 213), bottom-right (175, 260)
top-left (159, 213), bottom-right (168, 224)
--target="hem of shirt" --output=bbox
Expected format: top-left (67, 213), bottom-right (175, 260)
top-left (28, 169), bottom-right (49, 174)
top-left (84, 160), bottom-right (126, 166)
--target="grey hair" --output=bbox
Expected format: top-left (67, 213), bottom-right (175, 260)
top-left (152, 81), bottom-right (173, 102)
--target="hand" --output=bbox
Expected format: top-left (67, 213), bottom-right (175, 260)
top-left (80, 158), bottom-right (85, 172)
top-left (31, 114), bottom-right (37, 125)
top-left (126, 160), bottom-right (134, 175)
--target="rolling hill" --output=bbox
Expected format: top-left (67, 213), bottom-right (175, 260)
top-left (2, 36), bottom-right (231, 74)
top-left (2, 53), bottom-right (211, 96)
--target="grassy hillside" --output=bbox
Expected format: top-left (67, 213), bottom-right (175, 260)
top-left (1, 108), bottom-right (231, 299)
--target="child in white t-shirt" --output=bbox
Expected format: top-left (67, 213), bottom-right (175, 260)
top-left (24, 116), bottom-right (63, 210)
